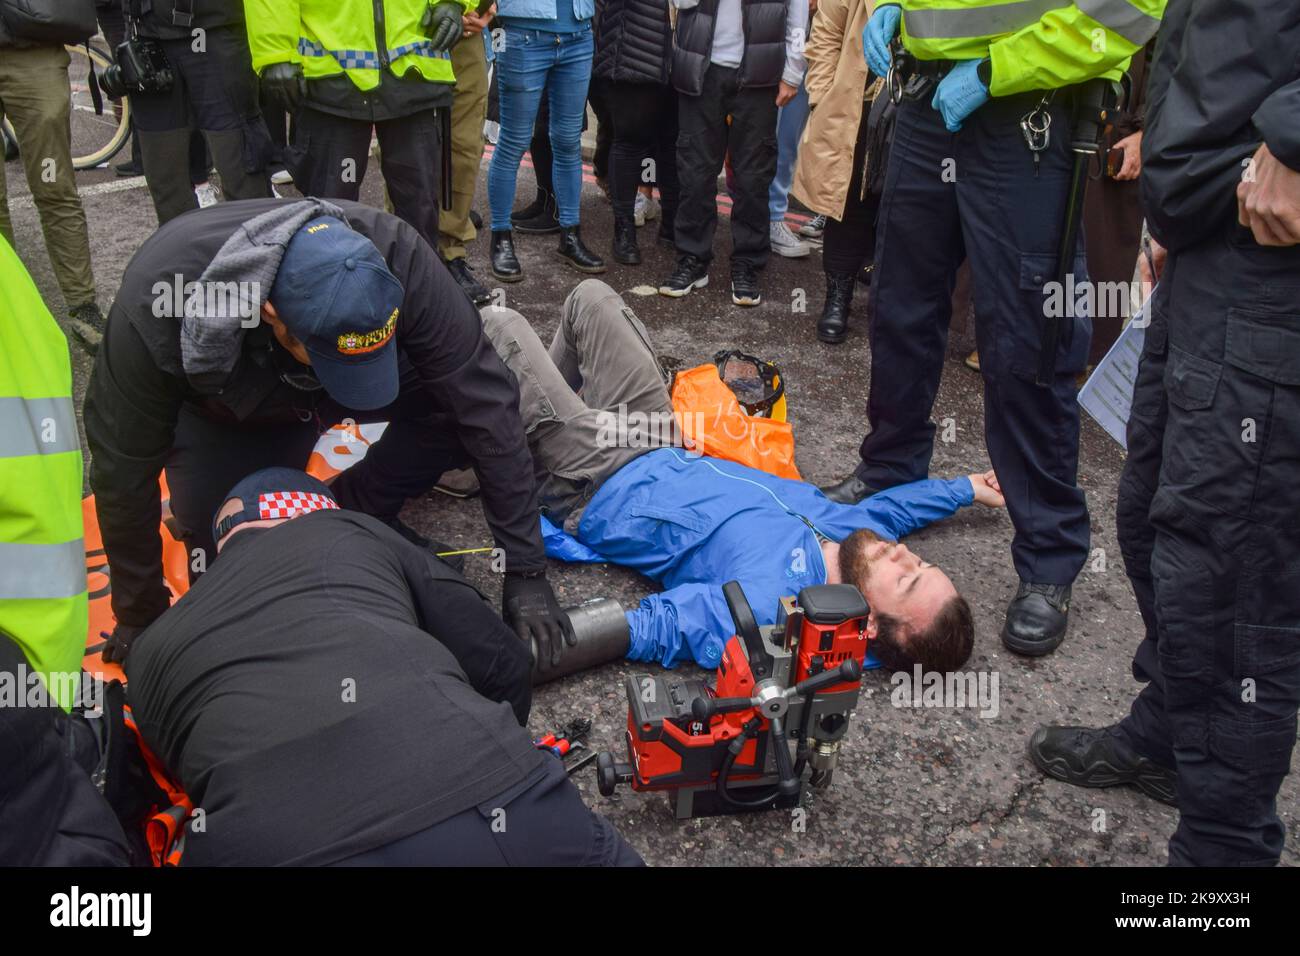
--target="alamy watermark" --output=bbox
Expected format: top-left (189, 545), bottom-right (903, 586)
top-left (151, 273), bottom-right (261, 325)
top-left (0, 664), bottom-right (104, 714)
top-left (890, 664), bottom-right (1000, 718)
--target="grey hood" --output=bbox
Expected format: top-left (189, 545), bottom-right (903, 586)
top-left (180, 197), bottom-right (347, 388)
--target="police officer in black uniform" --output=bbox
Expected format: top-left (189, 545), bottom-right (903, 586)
top-left (85, 197), bottom-right (572, 674)
top-left (1031, 0), bottom-right (1300, 866)
top-left (125, 0), bottom-right (274, 223)
top-left (821, 2), bottom-right (1165, 658)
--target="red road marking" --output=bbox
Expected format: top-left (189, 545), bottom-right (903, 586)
top-left (482, 143), bottom-right (812, 226)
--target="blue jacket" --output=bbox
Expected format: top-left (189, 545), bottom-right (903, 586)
top-left (542, 449), bottom-right (975, 669)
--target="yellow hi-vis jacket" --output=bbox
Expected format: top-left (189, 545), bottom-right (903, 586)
top-left (244, 0), bottom-right (476, 91)
top-left (898, 0), bottom-right (1167, 97)
top-left (0, 239), bottom-right (87, 711)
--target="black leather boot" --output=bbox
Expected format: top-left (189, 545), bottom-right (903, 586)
top-left (612, 216), bottom-right (641, 265)
top-left (1002, 581), bottom-right (1071, 656)
top-left (490, 230), bottom-right (523, 283)
top-left (819, 473), bottom-right (880, 504)
top-left (556, 225), bottom-right (606, 274)
top-left (513, 188), bottom-right (560, 234)
top-left (1029, 725), bottom-right (1177, 805)
top-left (817, 271), bottom-right (856, 344)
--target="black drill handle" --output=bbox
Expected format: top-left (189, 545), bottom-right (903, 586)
top-left (722, 580), bottom-right (767, 669)
top-left (596, 752), bottom-right (634, 796)
top-left (691, 694), bottom-right (756, 722)
top-left (793, 658), bottom-right (863, 699)
top-left (768, 715), bottom-right (800, 797)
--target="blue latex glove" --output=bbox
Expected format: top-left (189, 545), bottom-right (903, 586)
top-left (931, 58), bottom-right (990, 132)
top-left (862, 4), bottom-right (901, 80)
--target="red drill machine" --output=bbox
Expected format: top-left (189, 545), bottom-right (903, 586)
top-left (596, 580), bottom-right (870, 819)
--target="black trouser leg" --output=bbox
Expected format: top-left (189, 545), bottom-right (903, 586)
top-left (287, 107), bottom-right (373, 201)
top-left (375, 108), bottom-right (443, 250)
top-left (168, 28), bottom-right (272, 203)
top-left (589, 76), bottom-right (613, 182)
top-left (164, 410), bottom-right (319, 577)
top-left (673, 66), bottom-right (732, 264)
top-left (822, 109), bottom-right (878, 274)
top-left (653, 87), bottom-right (680, 224)
top-left (857, 93), bottom-right (965, 488)
top-left (1112, 297), bottom-right (1175, 768)
top-left (330, 758), bottom-right (644, 866)
top-left (725, 82), bottom-right (778, 269)
top-left (1139, 239), bottom-right (1300, 866)
top-left (608, 82), bottom-right (657, 222)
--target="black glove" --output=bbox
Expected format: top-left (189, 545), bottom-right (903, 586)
top-left (260, 61), bottom-right (306, 114)
top-left (502, 571), bottom-right (574, 672)
top-left (420, 1), bottom-right (465, 52)
top-left (100, 623), bottom-right (147, 666)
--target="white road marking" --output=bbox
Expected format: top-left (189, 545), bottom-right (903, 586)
top-left (8, 175), bottom-right (147, 211)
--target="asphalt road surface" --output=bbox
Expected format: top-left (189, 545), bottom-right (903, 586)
top-left (7, 136), bottom-right (1296, 867)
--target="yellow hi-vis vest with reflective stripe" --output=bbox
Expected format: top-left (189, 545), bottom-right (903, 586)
top-left (898, 0), bottom-right (1166, 97)
top-left (0, 238), bottom-right (87, 712)
top-left (244, 0), bottom-right (476, 91)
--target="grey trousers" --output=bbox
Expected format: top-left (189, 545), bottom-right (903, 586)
top-left (481, 279), bottom-right (680, 531)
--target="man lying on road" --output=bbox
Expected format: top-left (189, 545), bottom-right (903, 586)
top-left (125, 467), bottom-right (642, 866)
top-left (482, 280), bottom-right (1007, 674)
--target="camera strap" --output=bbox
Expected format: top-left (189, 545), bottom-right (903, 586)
top-left (171, 0), bottom-right (196, 29)
top-left (85, 41), bottom-right (105, 116)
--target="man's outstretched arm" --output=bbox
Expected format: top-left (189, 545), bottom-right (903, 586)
top-left (811, 475), bottom-right (991, 542)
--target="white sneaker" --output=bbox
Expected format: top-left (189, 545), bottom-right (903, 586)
top-left (770, 219), bottom-right (811, 258)
top-left (634, 191), bottom-right (660, 227)
top-left (270, 168), bottom-right (294, 186)
top-left (194, 182), bottom-right (220, 208)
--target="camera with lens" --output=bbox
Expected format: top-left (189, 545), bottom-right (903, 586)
top-left (99, 36), bottom-right (175, 98)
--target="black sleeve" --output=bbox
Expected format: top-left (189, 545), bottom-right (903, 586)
top-left (352, 207), bottom-right (548, 574)
top-left (394, 539), bottom-right (534, 725)
top-left (84, 307), bottom-right (185, 628)
top-left (1255, 78), bottom-right (1300, 172)
top-left (1141, 0), bottom-right (1300, 250)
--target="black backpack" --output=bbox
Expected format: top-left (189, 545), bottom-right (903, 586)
top-left (0, 0), bottom-right (97, 44)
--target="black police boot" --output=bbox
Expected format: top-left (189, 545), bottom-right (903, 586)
top-left (1029, 725), bottom-right (1177, 806)
top-left (817, 270), bottom-right (856, 344)
top-left (612, 216), bottom-right (641, 265)
top-left (1001, 581), bottom-right (1071, 656)
top-left (556, 225), bottom-right (606, 274)
top-left (444, 256), bottom-right (492, 306)
top-left (820, 473), bottom-right (880, 504)
top-left (490, 230), bottom-right (523, 283)
top-left (513, 188), bottom-right (561, 234)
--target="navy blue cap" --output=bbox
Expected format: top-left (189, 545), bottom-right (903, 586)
top-left (269, 216), bottom-right (404, 410)
top-left (213, 467), bottom-right (338, 545)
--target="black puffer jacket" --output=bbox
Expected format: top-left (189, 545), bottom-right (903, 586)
top-left (672, 0), bottom-right (787, 96)
top-left (595, 0), bottom-right (673, 85)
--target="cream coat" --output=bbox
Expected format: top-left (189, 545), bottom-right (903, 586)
top-left (791, 0), bottom-right (882, 221)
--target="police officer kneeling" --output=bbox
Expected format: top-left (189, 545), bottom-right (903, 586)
top-left (86, 197), bottom-right (570, 668)
top-left (124, 467), bottom-right (642, 866)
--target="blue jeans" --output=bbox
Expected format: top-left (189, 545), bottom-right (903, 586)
top-left (488, 25), bottom-right (593, 231)
top-left (768, 81), bottom-right (809, 220)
